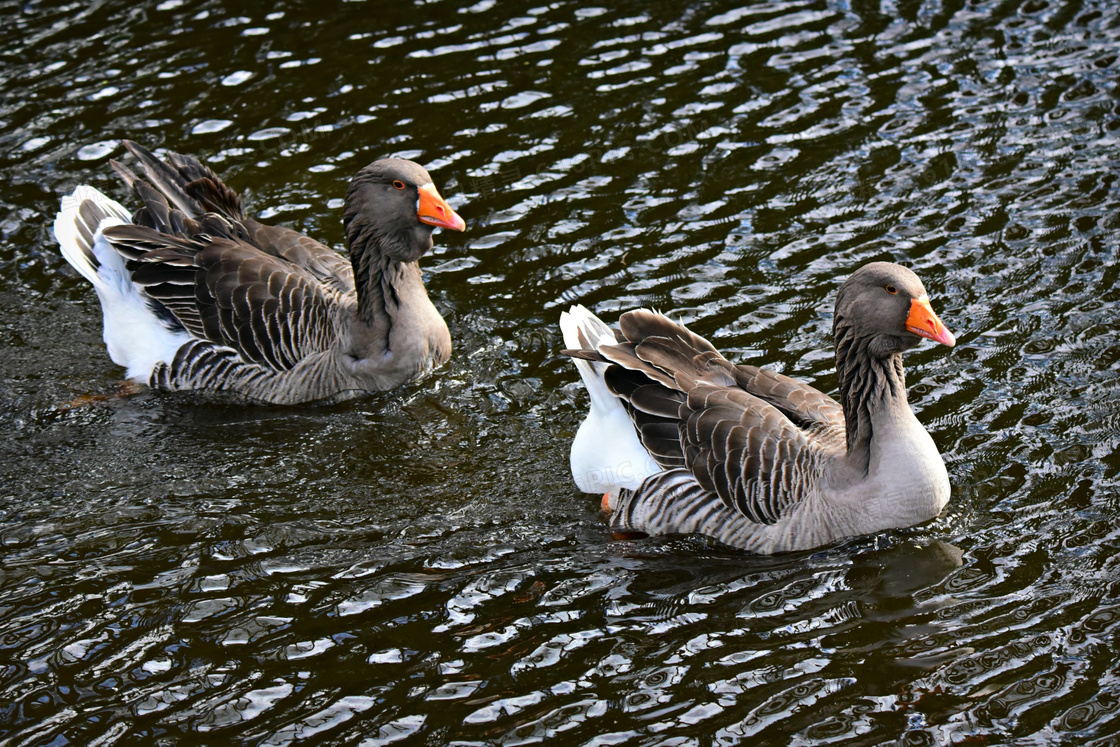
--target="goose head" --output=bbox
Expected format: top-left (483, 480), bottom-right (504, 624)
top-left (834, 261), bottom-right (955, 358)
top-left (343, 158), bottom-right (465, 263)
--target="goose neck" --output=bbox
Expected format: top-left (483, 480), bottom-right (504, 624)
top-left (834, 326), bottom-right (909, 469)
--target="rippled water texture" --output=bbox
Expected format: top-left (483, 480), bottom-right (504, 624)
top-left (2, 0), bottom-right (1119, 744)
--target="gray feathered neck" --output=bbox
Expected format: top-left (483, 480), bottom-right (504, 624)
top-left (832, 315), bottom-right (908, 467)
top-left (342, 166), bottom-right (435, 330)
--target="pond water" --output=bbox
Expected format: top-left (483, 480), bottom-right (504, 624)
top-left (1, 0), bottom-right (1119, 744)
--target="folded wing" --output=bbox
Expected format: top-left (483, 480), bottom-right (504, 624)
top-left (573, 309), bottom-right (845, 525)
top-left (102, 224), bottom-right (345, 373)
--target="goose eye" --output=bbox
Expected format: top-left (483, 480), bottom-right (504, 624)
top-left (885, 285), bottom-right (898, 295)
top-left (392, 180), bottom-right (406, 190)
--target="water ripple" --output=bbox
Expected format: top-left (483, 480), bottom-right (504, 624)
top-left (0, 0), bottom-right (1119, 743)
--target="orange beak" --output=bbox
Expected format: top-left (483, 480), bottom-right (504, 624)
top-left (417, 183), bottom-right (466, 231)
top-left (905, 295), bottom-right (955, 347)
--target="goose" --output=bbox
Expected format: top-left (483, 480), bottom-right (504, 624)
top-left (53, 140), bottom-right (465, 405)
top-left (560, 262), bottom-right (956, 554)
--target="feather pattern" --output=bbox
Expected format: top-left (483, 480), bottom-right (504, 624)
top-left (54, 140), bottom-right (464, 404)
top-left (561, 265), bottom-right (956, 553)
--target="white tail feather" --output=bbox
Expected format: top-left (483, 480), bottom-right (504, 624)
top-left (54, 185), bottom-right (189, 382)
top-left (53, 185), bottom-right (132, 286)
top-left (561, 305), bottom-right (660, 497)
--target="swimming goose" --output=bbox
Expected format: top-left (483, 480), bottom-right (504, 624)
top-left (53, 140), bottom-right (464, 404)
top-left (561, 262), bottom-right (956, 553)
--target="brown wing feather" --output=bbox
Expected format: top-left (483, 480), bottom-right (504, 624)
top-left (566, 308), bottom-right (836, 525)
top-left (732, 364), bottom-right (844, 432)
top-left (103, 225), bottom-right (344, 372)
top-left (121, 140), bottom-right (244, 222)
top-left (119, 140), bottom-right (351, 296)
top-left (195, 241), bottom-right (343, 371)
top-left (103, 143), bottom-right (359, 374)
top-left (618, 309), bottom-right (721, 356)
top-left (241, 220), bottom-right (355, 295)
top-left (629, 384), bottom-right (684, 419)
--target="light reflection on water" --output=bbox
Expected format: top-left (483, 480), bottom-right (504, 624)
top-left (1, 0), bottom-right (1119, 743)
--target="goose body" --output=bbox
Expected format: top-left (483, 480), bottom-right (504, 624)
top-left (54, 141), bottom-right (464, 404)
top-left (561, 263), bottom-right (956, 554)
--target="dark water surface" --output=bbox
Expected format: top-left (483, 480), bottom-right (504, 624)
top-left (2, 0), bottom-right (1119, 744)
